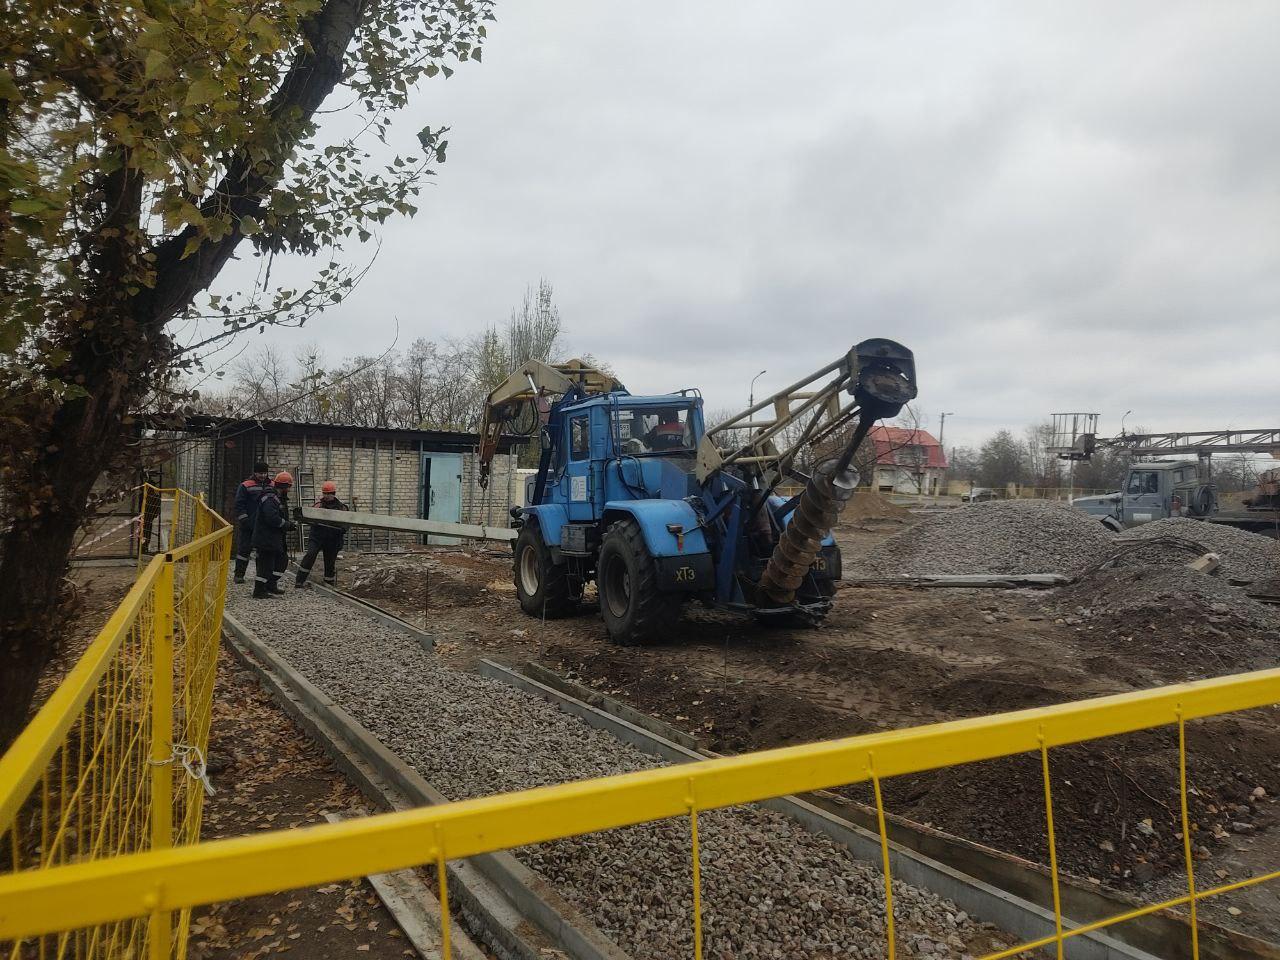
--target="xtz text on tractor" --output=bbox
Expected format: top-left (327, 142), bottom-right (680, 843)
top-left (477, 340), bottom-right (918, 645)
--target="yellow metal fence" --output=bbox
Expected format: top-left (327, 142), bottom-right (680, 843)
top-left (2, 654), bottom-right (1278, 957)
top-left (0, 486), bottom-right (231, 960)
top-left (2, 484), bottom-right (1278, 958)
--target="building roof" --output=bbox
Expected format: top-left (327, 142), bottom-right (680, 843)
top-left (870, 426), bottom-right (948, 469)
top-left (177, 415), bottom-right (524, 453)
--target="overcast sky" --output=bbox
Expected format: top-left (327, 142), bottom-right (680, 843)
top-left (214, 1), bottom-right (1280, 452)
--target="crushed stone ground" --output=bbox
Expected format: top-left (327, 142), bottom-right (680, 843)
top-left (848, 500), bottom-right (1116, 577)
top-left (1054, 564), bottom-right (1280, 675)
top-left (226, 585), bottom-right (1000, 959)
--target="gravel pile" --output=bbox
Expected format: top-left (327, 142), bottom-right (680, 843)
top-left (1113, 518), bottom-right (1280, 583)
top-left (849, 500), bottom-right (1116, 577)
top-left (1054, 565), bottom-right (1280, 679)
top-left (226, 586), bottom-right (993, 959)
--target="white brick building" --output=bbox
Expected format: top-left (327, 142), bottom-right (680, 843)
top-left (164, 417), bottom-right (522, 549)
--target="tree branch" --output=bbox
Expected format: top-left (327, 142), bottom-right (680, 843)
top-left (141, 0), bottom-right (367, 326)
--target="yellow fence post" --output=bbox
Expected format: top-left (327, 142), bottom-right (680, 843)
top-left (869, 756), bottom-right (896, 960)
top-left (688, 778), bottom-right (703, 960)
top-left (149, 558), bottom-right (175, 960)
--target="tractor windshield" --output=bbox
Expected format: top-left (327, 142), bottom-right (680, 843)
top-left (614, 406), bottom-right (694, 456)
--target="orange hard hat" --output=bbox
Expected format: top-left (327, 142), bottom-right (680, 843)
top-left (274, 471), bottom-right (294, 486)
top-left (321, 480), bottom-right (337, 494)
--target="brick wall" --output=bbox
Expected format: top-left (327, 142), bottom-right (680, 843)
top-left (260, 430), bottom-right (515, 549)
top-left (170, 436), bottom-right (215, 500)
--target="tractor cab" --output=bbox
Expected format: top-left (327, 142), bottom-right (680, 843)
top-left (537, 392), bottom-right (706, 520)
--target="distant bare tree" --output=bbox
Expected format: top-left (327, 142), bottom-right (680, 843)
top-left (1024, 421), bottom-right (1061, 488)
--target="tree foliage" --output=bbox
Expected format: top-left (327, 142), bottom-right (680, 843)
top-left (0, 0), bottom-right (493, 746)
top-left (976, 429), bottom-right (1028, 489)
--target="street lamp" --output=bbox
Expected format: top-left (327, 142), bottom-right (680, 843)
top-left (749, 369), bottom-right (767, 409)
top-left (938, 412), bottom-right (955, 448)
top-left (938, 412), bottom-right (955, 498)
top-left (1120, 410), bottom-right (1133, 436)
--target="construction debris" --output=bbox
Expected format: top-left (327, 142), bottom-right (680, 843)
top-left (225, 586), bottom-right (998, 960)
top-left (1113, 517), bottom-right (1280, 583)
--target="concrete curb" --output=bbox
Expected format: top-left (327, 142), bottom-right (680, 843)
top-left (221, 612), bottom-right (627, 960)
top-left (324, 810), bottom-right (489, 960)
top-left (477, 658), bottom-right (1163, 960)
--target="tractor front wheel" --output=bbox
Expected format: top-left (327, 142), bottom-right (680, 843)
top-left (597, 519), bottom-right (681, 645)
top-left (513, 525), bottom-right (576, 618)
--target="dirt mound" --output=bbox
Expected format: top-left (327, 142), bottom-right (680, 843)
top-left (1113, 518), bottom-right (1280, 583)
top-left (1055, 565), bottom-right (1280, 679)
top-left (842, 489), bottom-right (911, 522)
top-left (849, 499), bottom-right (1115, 577)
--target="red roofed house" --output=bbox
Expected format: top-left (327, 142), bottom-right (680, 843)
top-left (869, 426), bottom-right (948, 495)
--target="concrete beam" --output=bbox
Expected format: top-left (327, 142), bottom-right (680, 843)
top-left (299, 506), bottom-right (516, 543)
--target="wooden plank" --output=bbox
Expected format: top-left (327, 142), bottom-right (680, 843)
top-left (1186, 552), bottom-right (1221, 574)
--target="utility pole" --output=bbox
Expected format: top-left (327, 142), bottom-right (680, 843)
top-left (938, 413), bottom-right (954, 497)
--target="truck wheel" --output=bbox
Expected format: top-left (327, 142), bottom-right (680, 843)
top-left (513, 525), bottom-right (576, 618)
top-left (597, 519), bottom-right (680, 645)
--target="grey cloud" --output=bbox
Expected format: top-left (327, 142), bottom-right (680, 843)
top-left (213, 1), bottom-right (1280, 451)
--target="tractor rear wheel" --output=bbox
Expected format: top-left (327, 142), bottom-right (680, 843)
top-left (513, 525), bottom-right (576, 618)
top-left (597, 519), bottom-right (681, 645)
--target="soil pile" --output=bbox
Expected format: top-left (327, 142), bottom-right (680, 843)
top-left (849, 500), bottom-right (1115, 577)
top-left (1054, 565), bottom-right (1280, 678)
top-left (842, 489), bottom-right (911, 522)
top-left (1113, 518), bottom-right (1280, 583)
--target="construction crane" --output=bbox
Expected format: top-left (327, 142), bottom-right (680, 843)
top-left (1048, 414), bottom-right (1280, 461)
top-left (1049, 414), bottom-right (1280, 536)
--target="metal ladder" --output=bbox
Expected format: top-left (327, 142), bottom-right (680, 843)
top-left (292, 468), bottom-right (316, 553)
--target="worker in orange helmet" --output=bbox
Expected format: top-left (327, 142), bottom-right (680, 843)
top-left (296, 480), bottom-right (350, 588)
top-left (251, 471), bottom-right (296, 598)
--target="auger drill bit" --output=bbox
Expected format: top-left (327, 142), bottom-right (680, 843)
top-left (757, 340), bottom-right (917, 605)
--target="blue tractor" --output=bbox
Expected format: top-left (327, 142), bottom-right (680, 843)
top-left (477, 341), bottom-right (917, 645)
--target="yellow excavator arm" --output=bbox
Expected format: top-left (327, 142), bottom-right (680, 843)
top-left (476, 358), bottom-right (621, 488)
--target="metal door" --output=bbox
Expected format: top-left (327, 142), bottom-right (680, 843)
top-left (422, 452), bottom-right (463, 544)
top-left (1123, 468), bottom-right (1164, 526)
top-left (565, 413), bottom-right (594, 522)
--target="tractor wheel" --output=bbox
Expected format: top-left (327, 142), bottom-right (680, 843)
top-left (597, 519), bottom-right (681, 645)
top-left (513, 525), bottom-right (576, 618)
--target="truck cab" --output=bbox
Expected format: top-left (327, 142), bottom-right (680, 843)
top-left (1073, 460), bottom-right (1217, 530)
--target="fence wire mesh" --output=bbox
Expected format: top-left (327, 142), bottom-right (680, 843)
top-left (1, 486), bottom-right (231, 960)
